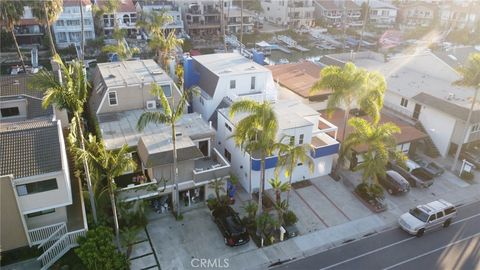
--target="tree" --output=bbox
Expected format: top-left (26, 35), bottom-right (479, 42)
top-left (243, 201), bottom-right (258, 222)
top-left (256, 213), bottom-right (279, 245)
top-left (32, 54), bottom-right (98, 224)
top-left (1, 1), bottom-right (27, 73)
top-left (451, 53), bottom-right (480, 171)
top-left (120, 226), bottom-right (141, 258)
top-left (137, 83), bottom-right (189, 218)
top-left (79, 136), bottom-right (136, 249)
top-left (275, 136), bottom-right (313, 205)
top-left (229, 100), bottom-right (278, 233)
top-left (32, 0), bottom-right (63, 56)
top-left (342, 117), bottom-right (405, 192)
top-left (76, 226), bottom-right (129, 270)
top-left (310, 62), bottom-right (386, 171)
top-left (102, 28), bottom-right (140, 61)
top-left (268, 177), bottom-right (290, 206)
top-left (209, 177), bottom-right (226, 202)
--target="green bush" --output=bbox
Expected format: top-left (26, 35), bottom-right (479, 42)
top-left (460, 171), bottom-right (474, 181)
top-left (355, 183), bottom-right (384, 200)
top-left (282, 210), bottom-right (298, 226)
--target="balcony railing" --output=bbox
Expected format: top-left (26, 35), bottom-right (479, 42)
top-left (37, 229), bottom-right (86, 270)
top-left (193, 148), bottom-right (231, 183)
top-left (310, 133), bottom-right (339, 159)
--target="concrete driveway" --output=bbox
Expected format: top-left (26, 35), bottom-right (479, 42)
top-left (147, 207), bottom-right (256, 270)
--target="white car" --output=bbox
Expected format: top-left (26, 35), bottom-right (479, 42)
top-left (398, 200), bottom-right (457, 237)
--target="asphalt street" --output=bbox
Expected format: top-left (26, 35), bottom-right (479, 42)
top-left (273, 201), bottom-right (480, 270)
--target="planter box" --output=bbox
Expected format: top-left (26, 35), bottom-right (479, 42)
top-left (353, 191), bottom-right (387, 213)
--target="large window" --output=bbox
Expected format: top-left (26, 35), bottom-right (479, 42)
top-left (251, 77), bottom-right (256, 90)
top-left (299, 134), bottom-right (304, 144)
top-left (26, 208), bottom-right (55, 218)
top-left (230, 80), bottom-right (236, 89)
top-left (1, 107), bottom-right (20, 117)
top-left (16, 179), bottom-right (58, 196)
top-left (400, 98), bottom-right (408, 107)
top-left (108, 91), bottom-right (118, 106)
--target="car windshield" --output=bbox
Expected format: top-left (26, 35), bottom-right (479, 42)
top-left (225, 216), bottom-right (245, 235)
top-left (409, 207), bottom-right (429, 222)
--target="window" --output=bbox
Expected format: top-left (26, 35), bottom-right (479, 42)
top-left (224, 149), bottom-right (232, 163)
top-left (225, 122), bottom-right (232, 132)
top-left (67, 19), bottom-right (80, 26)
top-left (445, 207), bottom-right (456, 215)
top-left (1, 107), bottom-right (20, 117)
top-left (56, 20), bottom-right (64, 26)
top-left (299, 134), bottom-right (304, 144)
top-left (16, 179), bottom-right (58, 196)
top-left (27, 208), bottom-right (55, 218)
top-left (108, 91), bottom-right (118, 106)
top-left (200, 96), bottom-right (205, 106)
top-left (427, 215), bottom-right (436, 222)
top-left (400, 98), bottom-right (408, 107)
top-left (289, 136), bottom-right (295, 145)
top-left (230, 80), bottom-right (236, 89)
top-left (250, 77), bottom-right (256, 90)
top-left (436, 211), bottom-right (444, 219)
top-left (160, 84), bottom-right (172, 97)
top-left (471, 123), bottom-right (480, 133)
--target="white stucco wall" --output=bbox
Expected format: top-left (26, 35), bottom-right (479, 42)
top-left (418, 105), bottom-right (456, 156)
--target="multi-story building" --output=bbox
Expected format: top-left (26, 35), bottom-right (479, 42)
top-left (261, 0), bottom-right (315, 28)
top-left (97, 0), bottom-right (138, 37)
top-left (360, 0), bottom-right (398, 27)
top-left (225, 7), bottom-right (255, 34)
top-left (439, 2), bottom-right (480, 31)
top-left (135, 0), bottom-right (185, 35)
top-left (314, 0), bottom-right (362, 27)
top-left (89, 59), bottom-right (231, 208)
top-left (399, 2), bottom-right (436, 28)
top-left (0, 74), bottom-right (88, 269)
top-left (179, 0), bottom-right (223, 47)
top-left (5, 6), bottom-right (45, 46)
top-left (53, 0), bottom-right (96, 49)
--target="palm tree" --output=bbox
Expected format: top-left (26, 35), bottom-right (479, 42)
top-left (79, 138), bottom-right (136, 249)
top-left (451, 53), bottom-right (480, 171)
top-left (102, 28), bottom-right (140, 61)
top-left (32, 0), bottom-right (63, 56)
top-left (342, 117), bottom-right (405, 191)
top-left (1, 1), bottom-right (27, 73)
top-left (310, 62), bottom-right (386, 171)
top-left (229, 100), bottom-right (278, 229)
top-left (137, 83), bottom-right (189, 218)
top-left (121, 226), bottom-right (141, 257)
top-left (32, 54), bottom-right (98, 224)
top-left (268, 177), bottom-right (290, 206)
top-left (208, 176), bottom-right (226, 203)
top-left (275, 136), bottom-right (313, 205)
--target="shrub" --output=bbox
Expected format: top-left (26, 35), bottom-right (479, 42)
top-left (282, 210), bottom-right (298, 226)
top-left (460, 171), bottom-right (474, 181)
top-left (355, 183), bottom-right (384, 200)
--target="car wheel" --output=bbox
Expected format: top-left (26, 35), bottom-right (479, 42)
top-left (387, 188), bottom-right (393, 195)
top-left (443, 219), bottom-right (451, 228)
top-left (416, 228), bottom-right (425, 237)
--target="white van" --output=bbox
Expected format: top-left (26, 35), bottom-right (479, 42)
top-left (398, 200), bottom-right (457, 237)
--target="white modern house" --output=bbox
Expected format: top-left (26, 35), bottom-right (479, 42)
top-left (185, 53), bottom-right (278, 129)
top-left (357, 0), bottom-right (397, 27)
top-left (216, 100), bottom-right (339, 194)
top-left (135, 0), bottom-right (184, 36)
top-left (0, 75), bottom-right (88, 269)
top-left (53, 0), bottom-right (96, 48)
top-left (261, 0), bottom-right (315, 28)
top-left (97, 0), bottom-right (138, 37)
top-left (322, 51), bottom-right (480, 158)
top-left (314, 0), bottom-right (362, 27)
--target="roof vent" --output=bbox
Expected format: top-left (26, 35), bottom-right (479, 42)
top-left (108, 74), bottom-right (116, 78)
top-left (246, 66), bottom-right (256, 70)
top-left (447, 93), bottom-right (455, 100)
top-left (175, 132), bottom-right (182, 137)
top-left (220, 69), bottom-right (233, 74)
top-left (151, 70), bottom-right (163, 75)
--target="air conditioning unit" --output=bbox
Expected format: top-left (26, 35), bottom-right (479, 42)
top-left (146, 100), bottom-right (156, 110)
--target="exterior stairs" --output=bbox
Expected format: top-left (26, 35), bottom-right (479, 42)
top-left (414, 121), bottom-right (441, 158)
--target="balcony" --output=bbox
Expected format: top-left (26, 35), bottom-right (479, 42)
top-left (310, 133), bottom-right (339, 159)
top-left (193, 148), bottom-right (231, 183)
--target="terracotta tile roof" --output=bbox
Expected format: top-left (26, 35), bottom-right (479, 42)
top-left (267, 61), bottom-right (330, 98)
top-left (318, 109), bottom-right (427, 153)
top-left (63, 0), bottom-right (92, 6)
top-left (97, 0), bottom-right (136, 13)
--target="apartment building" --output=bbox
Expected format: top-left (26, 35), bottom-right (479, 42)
top-left (439, 2), bottom-right (480, 31)
top-left (261, 0), bottom-right (315, 28)
top-left (314, 0), bottom-right (362, 27)
top-left (179, 0), bottom-right (223, 47)
top-left (4, 6), bottom-right (44, 46)
top-left (0, 75), bottom-right (87, 269)
top-left (225, 7), bottom-right (255, 34)
top-left (90, 60), bottom-right (230, 209)
top-left (97, 0), bottom-right (138, 37)
top-left (360, 0), bottom-right (398, 27)
top-left (135, 0), bottom-right (185, 35)
top-left (321, 51), bottom-right (480, 158)
top-left (399, 2), bottom-right (436, 28)
top-left (53, 0), bottom-right (96, 49)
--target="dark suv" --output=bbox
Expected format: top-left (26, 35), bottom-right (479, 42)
top-left (379, 170), bottom-right (410, 195)
top-left (212, 206), bottom-right (250, 246)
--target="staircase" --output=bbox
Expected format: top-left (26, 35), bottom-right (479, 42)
top-left (32, 223), bottom-right (86, 270)
top-left (414, 121), bottom-right (441, 158)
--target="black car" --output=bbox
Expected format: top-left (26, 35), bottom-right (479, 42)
top-left (378, 170), bottom-right (410, 195)
top-left (212, 206), bottom-right (250, 246)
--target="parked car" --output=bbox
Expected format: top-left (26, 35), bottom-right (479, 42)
top-left (412, 157), bottom-right (445, 177)
top-left (459, 147), bottom-right (480, 169)
top-left (405, 160), bottom-right (435, 186)
top-left (284, 224), bottom-right (299, 239)
top-left (398, 199), bottom-right (457, 237)
top-left (212, 206), bottom-right (250, 246)
top-left (387, 162), bottom-right (431, 188)
top-left (378, 170), bottom-right (410, 195)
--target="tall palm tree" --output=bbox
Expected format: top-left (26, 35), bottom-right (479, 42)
top-left (342, 117), bottom-right (405, 191)
top-left (32, 54), bottom-right (98, 224)
top-left (32, 0), bottom-right (63, 56)
top-left (275, 136), bottom-right (313, 205)
top-left (451, 53), bottom-right (480, 171)
top-left (1, 1), bottom-right (27, 73)
top-left (229, 100), bottom-right (278, 230)
top-left (79, 138), bottom-right (136, 249)
top-left (310, 62), bottom-right (386, 171)
top-left (137, 83), bottom-right (189, 218)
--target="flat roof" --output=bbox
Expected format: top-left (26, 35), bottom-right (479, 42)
top-left (96, 59), bottom-right (173, 89)
top-left (192, 53), bottom-right (269, 76)
top-left (98, 110), bottom-right (214, 150)
top-left (325, 51), bottom-right (479, 111)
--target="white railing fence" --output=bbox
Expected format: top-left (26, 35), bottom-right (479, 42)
top-left (37, 229), bottom-right (87, 270)
top-left (28, 222), bottom-right (65, 246)
top-left (38, 223), bottom-right (67, 251)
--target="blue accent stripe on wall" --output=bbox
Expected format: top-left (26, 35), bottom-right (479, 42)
top-left (251, 156), bottom-right (278, 171)
top-left (312, 143), bottom-right (339, 158)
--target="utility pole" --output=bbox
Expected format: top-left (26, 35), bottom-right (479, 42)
top-left (356, 0), bottom-right (369, 55)
top-left (221, 0), bottom-right (227, 52)
top-left (240, 0), bottom-right (243, 54)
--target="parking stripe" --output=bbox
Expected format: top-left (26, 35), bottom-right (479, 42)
top-left (311, 182), bottom-right (351, 221)
top-left (292, 189), bottom-right (329, 227)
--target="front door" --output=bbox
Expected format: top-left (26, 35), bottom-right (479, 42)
top-left (413, 104), bottom-right (422, 120)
